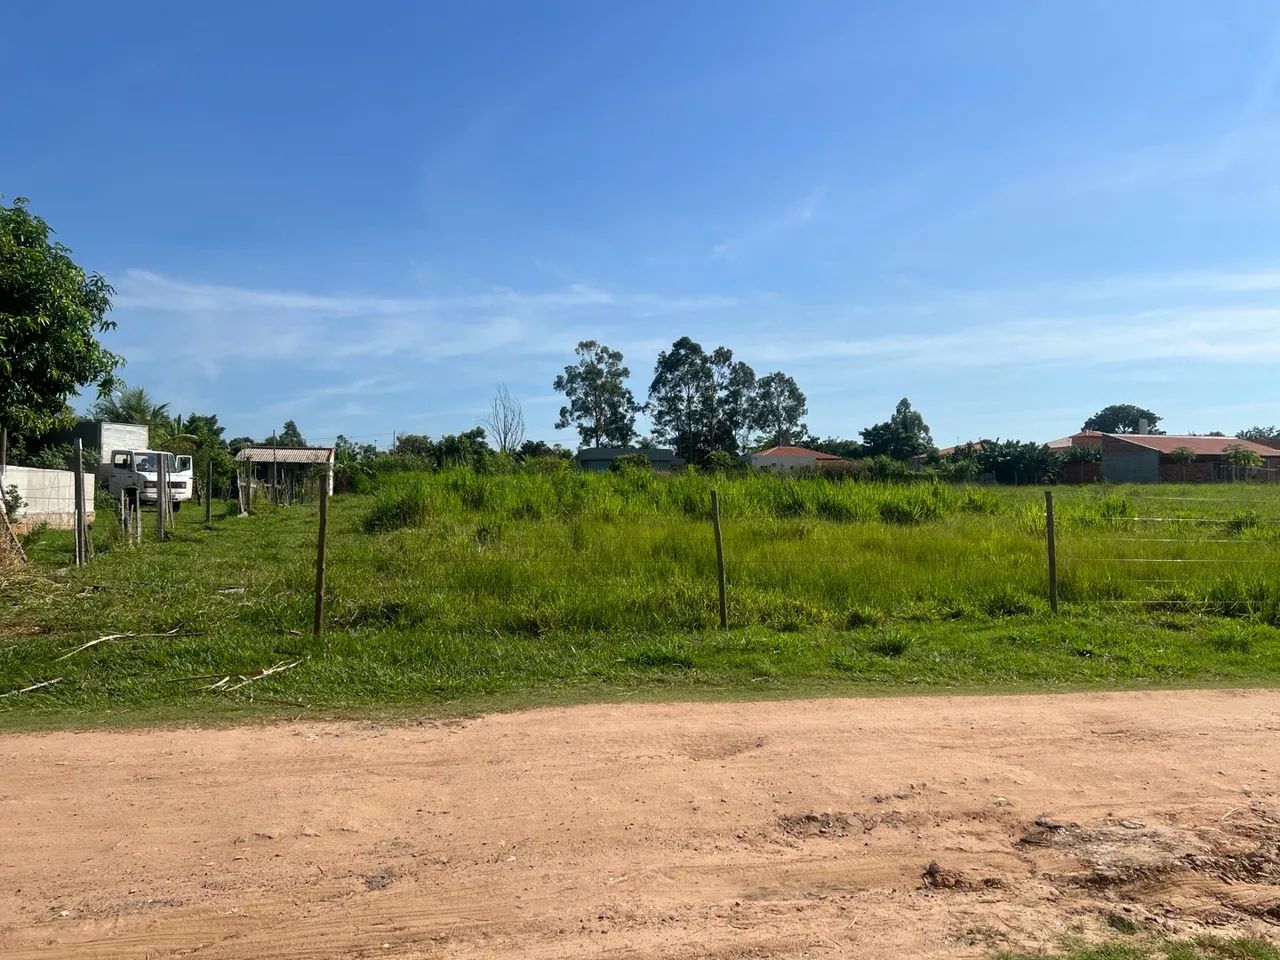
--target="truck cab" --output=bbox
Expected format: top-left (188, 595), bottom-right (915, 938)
top-left (101, 450), bottom-right (194, 509)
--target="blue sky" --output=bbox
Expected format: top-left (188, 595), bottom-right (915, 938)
top-left (4, 1), bottom-right (1280, 448)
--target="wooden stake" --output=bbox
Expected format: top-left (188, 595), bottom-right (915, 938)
top-left (1045, 490), bottom-right (1058, 614)
top-left (313, 464), bottom-right (330, 639)
top-left (73, 439), bottom-right (85, 566)
top-left (711, 489), bottom-right (728, 629)
top-left (156, 454), bottom-right (166, 542)
top-left (205, 459), bottom-right (213, 529)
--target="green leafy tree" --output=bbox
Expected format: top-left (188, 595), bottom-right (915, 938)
top-left (517, 439), bottom-right (572, 462)
top-left (276, 419), bottom-right (306, 447)
top-left (810, 437), bottom-right (863, 459)
top-left (553, 340), bottom-right (640, 448)
top-left (648, 337), bottom-right (713, 463)
top-left (1237, 425), bottom-right (1280, 445)
top-left (1168, 445), bottom-right (1197, 481)
top-left (750, 372), bottom-right (808, 448)
top-left (227, 436), bottom-right (254, 455)
top-left (1083, 404), bottom-right (1163, 434)
top-left (974, 439), bottom-right (1061, 485)
top-left (0, 198), bottom-right (121, 437)
top-left (183, 412), bottom-right (236, 496)
top-left (648, 338), bottom-right (758, 462)
top-left (860, 398), bottom-right (934, 460)
top-left (1223, 443), bottom-right (1264, 468)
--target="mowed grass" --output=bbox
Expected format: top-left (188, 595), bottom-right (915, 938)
top-left (2, 469), bottom-right (1280, 726)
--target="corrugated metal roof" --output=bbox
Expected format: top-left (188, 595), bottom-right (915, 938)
top-left (1107, 435), bottom-right (1280, 457)
top-left (235, 446), bottom-right (333, 464)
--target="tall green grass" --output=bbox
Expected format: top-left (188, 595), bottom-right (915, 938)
top-left (3, 471), bottom-right (1280, 723)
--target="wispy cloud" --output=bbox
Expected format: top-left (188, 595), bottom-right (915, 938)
top-left (711, 192), bottom-right (821, 260)
top-left (112, 269), bottom-right (735, 374)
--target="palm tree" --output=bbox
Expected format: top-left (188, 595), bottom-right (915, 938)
top-left (92, 385), bottom-right (170, 429)
top-left (92, 385), bottom-right (193, 450)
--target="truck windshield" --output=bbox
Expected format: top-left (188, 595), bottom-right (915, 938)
top-left (131, 453), bottom-right (178, 473)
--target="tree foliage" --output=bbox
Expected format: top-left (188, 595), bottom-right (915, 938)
top-left (859, 398), bottom-right (933, 460)
top-left (276, 419), bottom-right (306, 447)
top-left (648, 338), bottom-right (758, 463)
top-left (0, 198), bottom-right (121, 436)
top-left (1083, 404), bottom-right (1162, 434)
top-left (1223, 443), bottom-right (1264, 468)
top-left (92, 384), bottom-right (169, 428)
top-left (553, 340), bottom-right (639, 448)
top-left (1237, 425), bottom-right (1280, 444)
top-left (750, 372), bottom-right (808, 448)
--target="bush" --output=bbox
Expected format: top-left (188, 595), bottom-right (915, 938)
top-left (2, 484), bottom-right (24, 520)
top-left (701, 450), bottom-right (740, 473)
top-left (610, 453), bottom-right (653, 473)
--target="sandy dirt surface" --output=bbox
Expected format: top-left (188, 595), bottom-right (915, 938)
top-left (2, 690), bottom-right (1279, 959)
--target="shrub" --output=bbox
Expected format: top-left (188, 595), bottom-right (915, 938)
top-left (2, 484), bottom-right (24, 520)
top-left (610, 453), bottom-right (652, 473)
top-left (868, 630), bottom-right (914, 657)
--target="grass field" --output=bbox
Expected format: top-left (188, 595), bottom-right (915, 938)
top-left (997, 938), bottom-right (1280, 960)
top-left (3, 469), bottom-right (1280, 725)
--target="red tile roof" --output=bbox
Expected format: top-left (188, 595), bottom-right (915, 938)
top-left (1108, 435), bottom-right (1280, 457)
top-left (755, 445), bottom-right (846, 460)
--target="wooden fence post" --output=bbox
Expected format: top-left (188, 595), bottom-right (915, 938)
top-left (1045, 490), bottom-right (1058, 614)
top-left (711, 489), bottom-right (728, 629)
top-left (205, 459), bottom-right (213, 529)
top-left (73, 439), bottom-right (85, 566)
top-left (156, 455), bottom-right (166, 542)
top-left (313, 463), bottom-right (330, 639)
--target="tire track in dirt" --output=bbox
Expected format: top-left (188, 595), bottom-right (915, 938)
top-left (1, 689), bottom-right (1278, 958)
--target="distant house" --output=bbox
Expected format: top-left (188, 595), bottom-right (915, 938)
top-left (751, 445), bottom-right (849, 473)
top-left (575, 447), bottom-right (684, 472)
top-left (1050, 432), bottom-right (1280, 483)
top-left (234, 445), bottom-right (335, 504)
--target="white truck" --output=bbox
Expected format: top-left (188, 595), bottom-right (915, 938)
top-left (99, 449), bottom-right (194, 510)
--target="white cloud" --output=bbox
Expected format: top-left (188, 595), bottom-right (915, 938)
top-left (110, 269), bottom-right (735, 374)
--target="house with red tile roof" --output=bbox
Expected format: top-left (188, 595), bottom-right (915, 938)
top-left (751, 445), bottom-right (849, 473)
top-left (1049, 431), bottom-right (1280, 483)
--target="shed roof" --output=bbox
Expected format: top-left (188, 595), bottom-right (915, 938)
top-left (234, 445), bottom-right (334, 464)
top-left (754, 445), bottom-right (845, 460)
top-left (1106, 435), bottom-right (1280, 457)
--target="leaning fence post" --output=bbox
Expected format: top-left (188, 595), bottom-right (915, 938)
top-left (711, 489), bottom-right (728, 628)
top-left (1044, 489), bottom-right (1058, 614)
top-left (73, 438), bottom-right (85, 566)
top-left (313, 462), bottom-right (330, 639)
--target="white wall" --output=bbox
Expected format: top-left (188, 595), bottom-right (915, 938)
top-left (752, 453), bottom-right (820, 473)
top-left (1, 466), bottom-right (96, 531)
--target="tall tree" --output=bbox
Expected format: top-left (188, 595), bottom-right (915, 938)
top-left (648, 338), bottom-right (759, 462)
top-left (276, 420), bottom-right (306, 446)
top-left (481, 384), bottom-right (526, 454)
top-left (710, 347), bottom-right (757, 454)
top-left (860, 398), bottom-right (934, 460)
top-left (750, 372), bottom-right (808, 448)
top-left (553, 340), bottom-right (639, 448)
top-left (1083, 404), bottom-right (1162, 434)
top-left (648, 337), bottom-right (713, 463)
top-left (0, 198), bottom-right (121, 437)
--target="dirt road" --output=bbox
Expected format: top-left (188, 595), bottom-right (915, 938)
top-left (2, 690), bottom-right (1278, 959)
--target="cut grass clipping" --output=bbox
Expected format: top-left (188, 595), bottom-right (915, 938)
top-left (3, 471), bottom-right (1280, 723)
